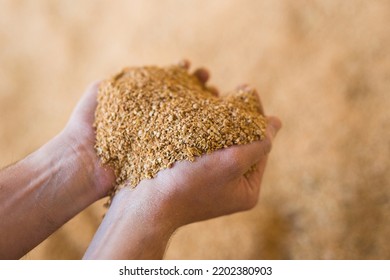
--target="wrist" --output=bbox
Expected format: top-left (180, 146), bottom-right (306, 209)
top-left (59, 128), bottom-right (115, 201)
top-left (0, 132), bottom-right (102, 259)
top-left (84, 184), bottom-right (177, 259)
top-left (115, 185), bottom-right (178, 232)
top-left (34, 132), bottom-right (102, 215)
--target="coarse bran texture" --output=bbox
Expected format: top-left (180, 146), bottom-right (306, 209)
top-left (94, 63), bottom-right (267, 198)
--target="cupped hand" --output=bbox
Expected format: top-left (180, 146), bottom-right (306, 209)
top-left (112, 61), bottom-right (282, 229)
top-left (59, 61), bottom-right (217, 201)
top-left (61, 82), bottom-right (116, 199)
top-left (136, 115), bottom-right (281, 228)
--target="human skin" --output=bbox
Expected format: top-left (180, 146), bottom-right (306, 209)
top-left (0, 82), bottom-right (115, 259)
top-left (0, 64), bottom-right (281, 259)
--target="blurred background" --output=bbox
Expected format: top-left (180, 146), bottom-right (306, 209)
top-left (0, 0), bottom-right (389, 259)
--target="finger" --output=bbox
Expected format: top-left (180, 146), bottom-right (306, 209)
top-left (266, 116), bottom-right (282, 140)
top-left (236, 84), bottom-right (250, 91)
top-left (178, 59), bottom-right (191, 70)
top-left (71, 81), bottom-right (101, 124)
top-left (207, 85), bottom-right (219, 97)
top-left (193, 68), bottom-right (210, 85)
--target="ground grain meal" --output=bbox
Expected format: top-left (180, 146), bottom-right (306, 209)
top-left (94, 63), bottom-right (267, 199)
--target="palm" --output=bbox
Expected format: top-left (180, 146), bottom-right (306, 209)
top-left (138, 139), bottom-right (270, 226)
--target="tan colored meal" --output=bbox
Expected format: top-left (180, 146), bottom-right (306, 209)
top-left (94, 63), bottom-right (267, 198)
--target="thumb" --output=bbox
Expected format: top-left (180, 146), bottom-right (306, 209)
top-left (70, 81), bottom-right (101, 124)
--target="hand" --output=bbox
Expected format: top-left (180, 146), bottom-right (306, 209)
top-left (84, 114), bottom-right (281, 260)
top-left (137, 115), bottom-right (281, 228)
top-left (130, 64), bottom-right (281, 228)
top-left (61, 82), bottom-right (115, 199)
top-left (0, 82), bottom-right (115, 259)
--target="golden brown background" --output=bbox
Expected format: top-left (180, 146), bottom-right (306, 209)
top-left (1, 0), bottom-right (389, 259)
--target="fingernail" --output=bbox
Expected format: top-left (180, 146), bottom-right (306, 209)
top-left (178, 59), bottom-right (190, 69)
top-left (193, 68), bottom-right (209, 84)
top-left (236, 84), bottom-right (252, 92)
top-left (207, 86), bottom-right (219, 97)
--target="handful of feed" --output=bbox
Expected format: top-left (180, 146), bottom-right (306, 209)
top-left (94, 62), bottom-right (267, 197)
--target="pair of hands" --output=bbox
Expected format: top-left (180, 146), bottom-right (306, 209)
top-left (0, 63), bottom-right (280, 259)
top-left (74, 64), bottom-right (281, 258)
top-left (69, 64), bottom-right (280, 229)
